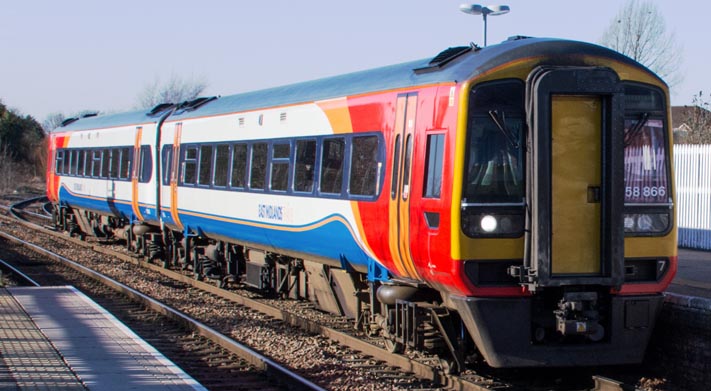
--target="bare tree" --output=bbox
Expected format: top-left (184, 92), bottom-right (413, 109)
top-left (136, 74), bottom-right (208, 109)
top-left (0, 143), bottom-right (21, 192)
top-left (599, 0), bottom-right (683, 89)
top-left (676, 91), bottom-right (711, 144)
top-left (43, 112), bottom-right (66, 133)
top-left (42, 110), bottom-right (102, 133)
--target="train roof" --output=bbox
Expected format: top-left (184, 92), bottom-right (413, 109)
top-left (57, 36), bottom-right (657, 132)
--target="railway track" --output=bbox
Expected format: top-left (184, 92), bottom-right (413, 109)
top-left (0, 228), bottom-right (323, 391)
top-left (0, 195), bottom-right (644, 390)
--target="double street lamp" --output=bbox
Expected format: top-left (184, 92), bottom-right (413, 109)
top-left (459, 4), bottom-right (510, 47)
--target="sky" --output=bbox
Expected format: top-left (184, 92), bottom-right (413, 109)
top-left (1, 0), bottom-right (708, 123)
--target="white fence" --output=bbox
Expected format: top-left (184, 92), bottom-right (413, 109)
top-left (674, 144), bottom-right (711, 250)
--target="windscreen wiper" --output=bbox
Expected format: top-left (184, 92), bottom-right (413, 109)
top-left (624, 112), bottom-right (650, 147)
top-left (488, 110), bottom-right (519, 148)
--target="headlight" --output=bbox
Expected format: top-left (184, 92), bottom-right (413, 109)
top-left (462, 209), bottom-right (524, 237)
top-left (624, 213), bottom-right (669, 234)
top-left (480, 215), bottom-right (498, 232)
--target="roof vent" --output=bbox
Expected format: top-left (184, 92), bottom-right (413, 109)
top-left (280, 112), bottom-right (287, 122)
top-left (60, 117), bottom-right (79, 127)
top-left (147, 103), bottom-right (175, 117)
top-left (414, 45), bottom-right (476, 74)
top-left (505, 35), bottom-right (531, 42)
top-left (175, 96), bottom-right (218, 114)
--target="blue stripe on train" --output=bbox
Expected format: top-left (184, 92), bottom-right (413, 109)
top-left (58, 186), bottom-right (158, 223)
top-left (178, 212), bottom-right (378, 275)
top-left (59, 186), bottom-right (390, 281)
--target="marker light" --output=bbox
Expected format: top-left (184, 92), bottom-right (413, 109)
top-left (636, 214), bottom-right (653, 231)
top-left (480, 215), bottom-right (498, 232)
top-left (623, 213), bottom-right (670, 235)
top-left (624, 216), bottom-right (635, 230)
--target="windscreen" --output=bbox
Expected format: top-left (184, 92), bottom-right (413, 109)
top-left (623, 85), bottom-right (670, 204)
top-left (463, 80), bottom-right (525, 204)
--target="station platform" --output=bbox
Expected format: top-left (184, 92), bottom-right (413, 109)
top-left (668, 248), bottom-right (711, 299)
top-left (0, 286), bottom-right (206, 391)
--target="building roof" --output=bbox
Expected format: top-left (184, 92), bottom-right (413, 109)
top-left (672, 105), bottom-right (711, 131)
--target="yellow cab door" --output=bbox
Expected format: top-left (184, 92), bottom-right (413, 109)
top-left (551, 96), bottom-right (601, 275)
top-left (526, 67), bottom-right (625, 289)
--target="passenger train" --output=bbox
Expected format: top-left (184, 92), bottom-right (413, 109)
top-left (47, 36), bottom-right (677, 369)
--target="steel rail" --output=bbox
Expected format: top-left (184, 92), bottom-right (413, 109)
top-left (0, 257), bottom-right (41, 287)
top-left (8, 196), bottom-right (51, 221)
top-left (0, 228), bottom-right (327, 391)
top-left (42, 202), bottom-right (53, 216)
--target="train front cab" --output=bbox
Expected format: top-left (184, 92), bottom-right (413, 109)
top-left (450, 65), bottom-right (676, 367)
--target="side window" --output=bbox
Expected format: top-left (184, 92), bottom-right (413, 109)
top-left (402, 135), bottom-right (413, 200)
top-left (91, 150), bottom-right (102, 177)
top-left (161, 145), bottom-right (172, 185)
top-left (55, 150), bottom-right (64, 174)
top-left (294, 139), bottom-right (316, 192)
top-left (119, 148), bottom-right (131, 180)
top-left (101, 149), bottom-right (110, 178)
top-left (320, 137), bottom-right (345, 194)
top-left (250, 143), bottom-right (267, 190)
top-left (62, 149), bottom-right (71, 175)
top-left (78, 150), bottom-right (86, 177)
top-left (349, 135), bottom-right (379, 196)
top-left (139, 145), bottom-right (152, 183)
top-left (231, 143), bottom-right (247, 189)
top-left (110, 148), bottom-right (120, 178)
top-left (68, 150), bottom-right (76, 175)
top-left (72, 150), bottom-right (80, 176)
top-left (423, 134), bottom-right (445, 198)
top-left (271, 143), bottom-right (290, 192)
top-left (391, 135), bottom-right (401, 199)
top-left (64, 150), bottom-right (72, 175)
top-left (214, 144), bottom-right (230, 188)
top-left (182, 146), bottom-right (198, 185)
top-left (63, 150), bottom-right (71, 175)
top-left (198, 145), bottom-right (213, 186)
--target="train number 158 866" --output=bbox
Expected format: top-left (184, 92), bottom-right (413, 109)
top-left (625, 186), bottom-right (666, 199)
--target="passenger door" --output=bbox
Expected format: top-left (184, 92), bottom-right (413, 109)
top-left (387, 93), bottom-right (420, 279)
top-left (131, 126), bottom-right (144, 221)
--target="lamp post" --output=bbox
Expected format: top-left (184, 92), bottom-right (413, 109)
top-left (459, 4), bottom-right (510, 47)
